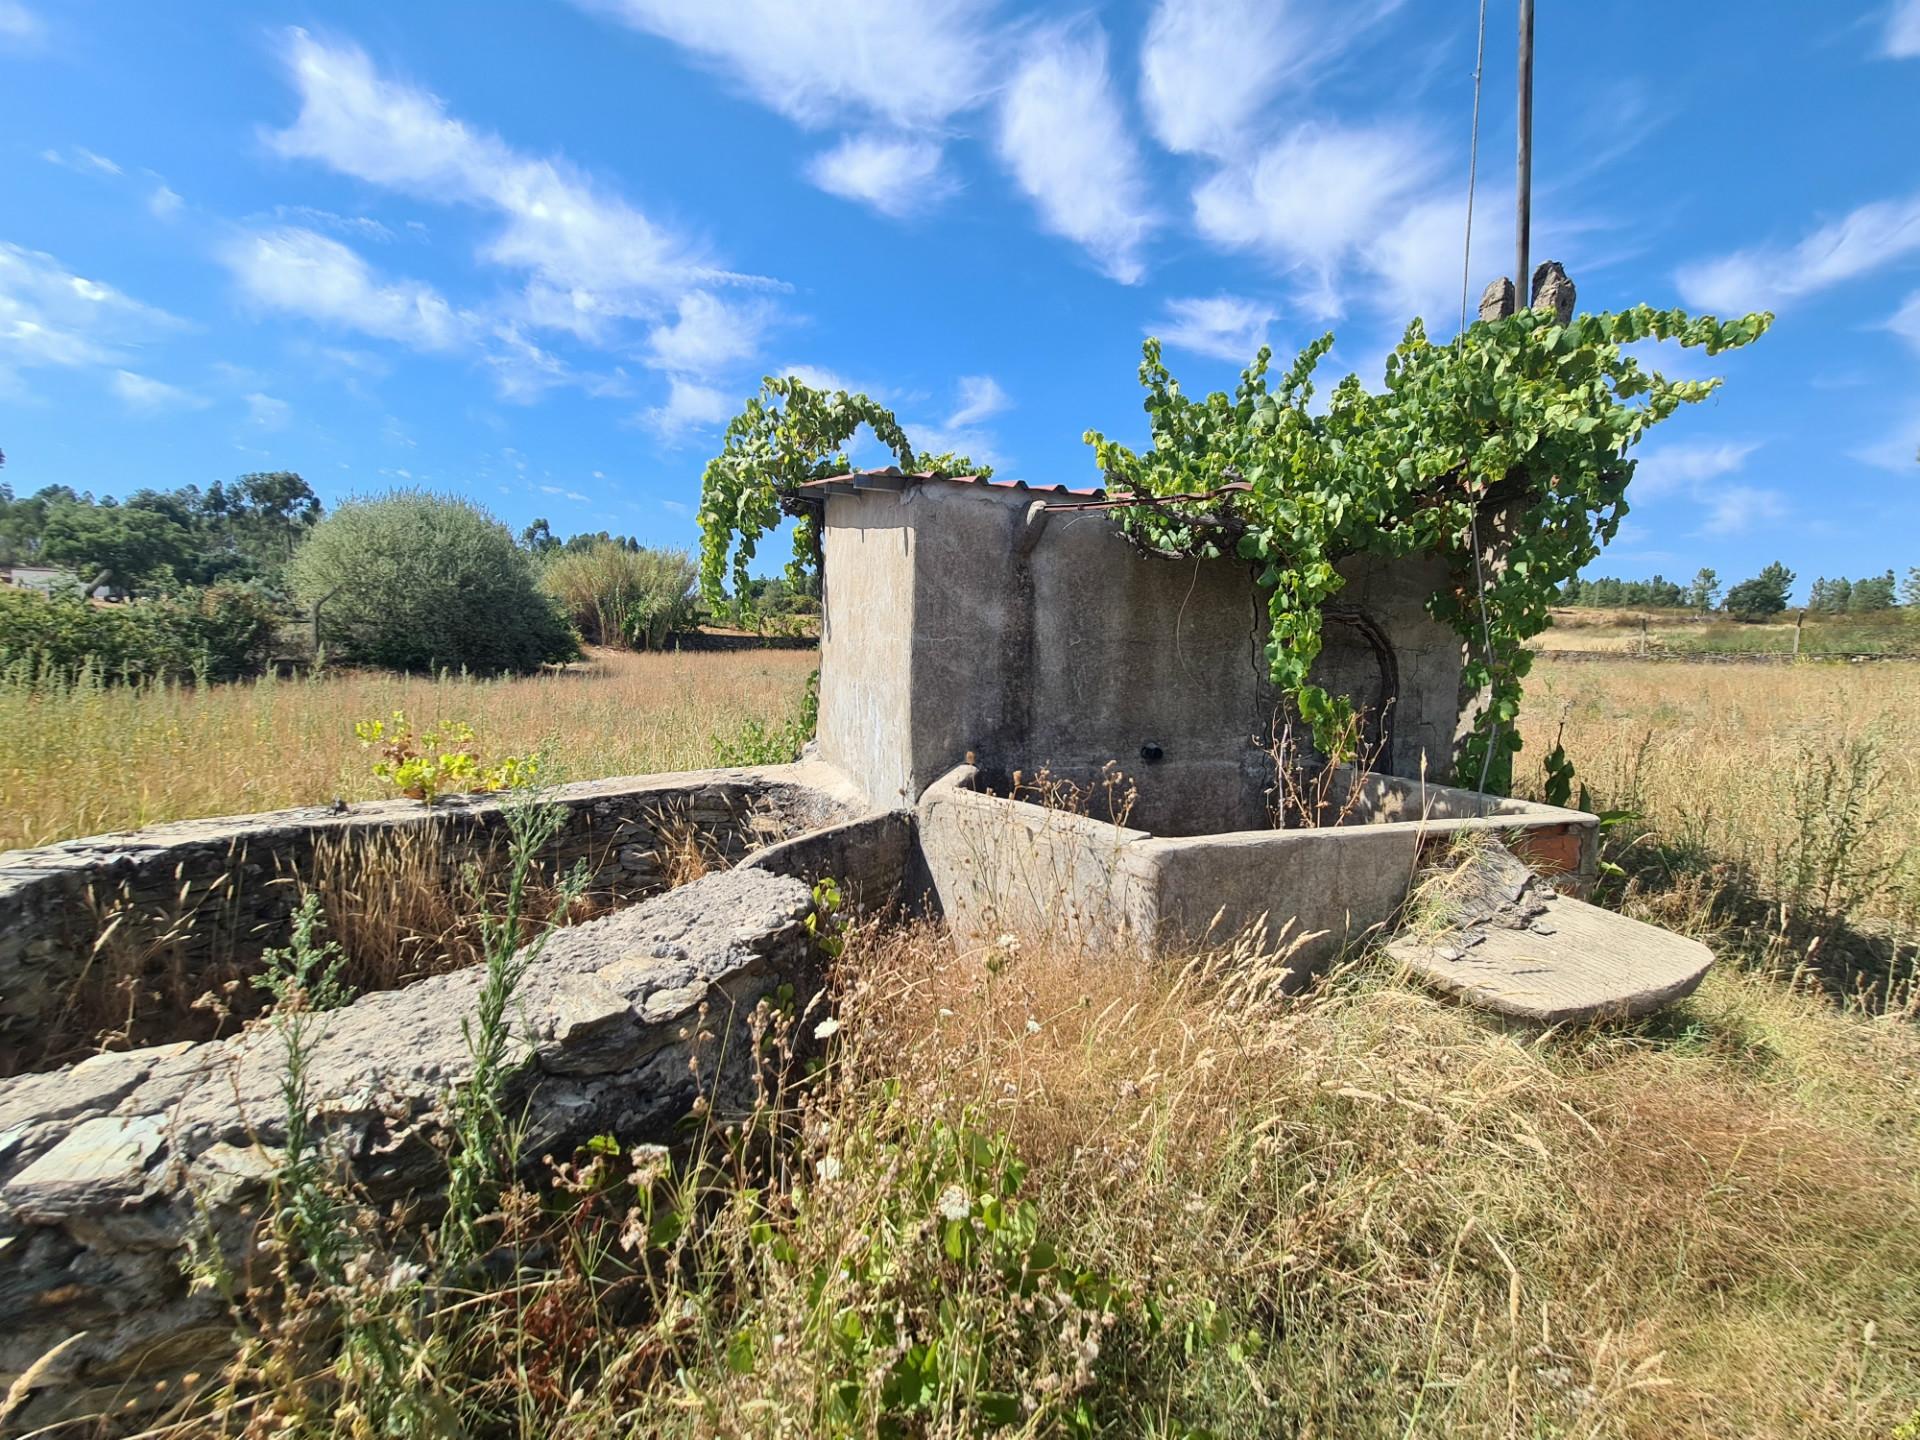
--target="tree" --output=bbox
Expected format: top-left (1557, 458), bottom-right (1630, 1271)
top-left (540, 541), bottom-right (697, 649)
top-left (1688, 567), bottom-right (1720, 612)
top-left (289, 491), bottom-right (577, 673)
top-left (520, 517), bottom-right (559, 555)
top-left (1722, 562), bottom-right (1795, 620)
top-left (1847, 570), bottom-right (1897, 613)
top-left (39, 500), bottom-right (196, 591)
top-left (1903, 568), bottom-right (1920, 608)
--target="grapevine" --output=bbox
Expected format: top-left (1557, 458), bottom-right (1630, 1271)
top-left (696, 376), bottom-right (986, 618)
top-left (1083, 304), bottom-right (1770, 790)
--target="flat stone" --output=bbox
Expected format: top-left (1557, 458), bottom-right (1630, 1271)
top-left (4, 1115), bottom-right (168, 1221)
top-left (1390, 887), bottom-right (1713, 1024)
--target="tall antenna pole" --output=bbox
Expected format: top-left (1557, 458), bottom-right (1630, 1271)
top-left (1515, 0), bottom-right (1535, 307)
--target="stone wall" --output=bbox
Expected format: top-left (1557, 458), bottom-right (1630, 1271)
top-left (0, 763), bottom-right (862, 1075)
top-left (0, 865), bottom-right (833, 1428)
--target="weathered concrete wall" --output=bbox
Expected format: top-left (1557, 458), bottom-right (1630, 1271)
top-left (816, 478), bottom-right (1470, 828)
top-left (816, 498), bottom-right (918, 807)
top-left (915, 766), bottom-right (1153, 954)
top-left (916, 767), bottom-right (1598, 971)
top-left (0, 764), bottom-right (859, 1075)
top-left (0, 865), bottom-right (824, 1427)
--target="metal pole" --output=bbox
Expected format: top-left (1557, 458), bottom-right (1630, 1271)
top-left (1516, 0), bottom-right (1535, 306)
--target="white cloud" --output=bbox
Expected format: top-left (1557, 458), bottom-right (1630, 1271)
top-left (806, 135), bottom-right (950, 218)
top-left (148, 185), bottom-right (184, 220)
top-left (111, 369), bottom-right (209, 414)
top-left (1139, 0), bottom-right (1304, 157)
top-left (995, 24), bottom-right (1157, 285)
top-left (268, 28), bottom-right (736, 334)
top-left (244, 392), bottom-right (290, 429)
top-left (574, 0), bottom-right (994, 130)
top-left (641, 375), bottom-right (735, 439)
top-left (1627, 440), bottom-right (1782, 536)
top-left (947, 374), bottom-right (1009, 428)
top-left (1154, 295), bottom-right (1276, 361)
top-left (1884, 0), bottom-right (1920, 57)
top-left (0, 1), bottom-right (44, 43)
top-left (1849, 415), bottom-right (1920, 471)
top-left (1675, 191), bottom-right (1920, 314)
top-left (1887, 290), bottom-right (1920, 352)
top-left (42, 145), bottom-right (122, 176)
top-left (539, 484), bottom-right (591, 502)
top-left (1194, 122), bottom-right (1432, 318)
top-left (270, 204), bottom-right (397, 243)
top-left (645, 291), bottom-right (773, 376)
top-left (1699, 485), bottom-right (1787, 536)
top-left (0, 242), bottom-right (183, 380)
top-left (1630, 441), bottom-right (1761, 501)
top-left (661, 498), bottom-right (691, 517)
top-left (223, 226), bottom-right (468, 350)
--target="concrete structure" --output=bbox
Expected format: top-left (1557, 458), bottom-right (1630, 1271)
top-left (807, 471), bottom-right (1472, 831)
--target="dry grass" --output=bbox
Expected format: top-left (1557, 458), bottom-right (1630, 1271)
top-left (187, 917), bottom-right (1920, 1438)
top-left (0, 646), bottom-right (816, 851)
top-left (1520, 658), bottom-right (1920, 1008)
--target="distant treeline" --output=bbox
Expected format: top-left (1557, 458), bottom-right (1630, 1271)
top-left (1559, 564), bottom-right (1918, 617)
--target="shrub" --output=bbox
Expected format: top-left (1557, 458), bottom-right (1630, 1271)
top-left (0, 582), bottom-right (279, 683)
top-left (541, 541), bottom-right (698, 649)
top-left (289, 491), bottom-right (577, 674)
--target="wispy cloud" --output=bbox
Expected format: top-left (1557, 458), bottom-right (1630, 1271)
top-left (574, 0), bottom-right (995, 130)
top-left (1883, 0), bottom-right (1920, 58)
top-left (1628, 439), bottom-right (1784, 535)
top-left (268, 28), bottom-right (749, 341)
top-left (1139, 0), bottom-right (1306, 157)
top-left (244, 392), bottom-right (290, 429)
top-left (1194, 122), bottom-right (1433, 320)
top-left (995, 23), bottom-right (1157, 284)
top-left (1675, 191), bottom-right (1920, 313)
top-left (645, 291), bottom-right (775, 376)
top-left (0, 0), bottom-right (44, 45)
top-left (224, 227), bottom-right (467, 351)
top-left (148, 184), bottom-right (184, 220)
top-left (42, 145), bottom-right (121, 175)
top-left (806, 135), bottom-right (951, 218)
top-left (1888, 290), bottom-right (1920, 352)
top-left (640, 375), bottom-right (734, 440)
top-left (1699, 485), bottom-right (1787, 536)
top-left (0, 242), bottom-right (184, 385)
top-left (947, 374), bottom-right (1009, 428)
top-left (111, 369), bottom-right (209, 414)
top-left (1154, 295), bottom-right (1276, 362)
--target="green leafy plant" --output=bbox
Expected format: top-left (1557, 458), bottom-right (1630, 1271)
top-left (1084, 305), bottom-right (1770, 789)
top-left (709, 668), bottom-right (819, 766)
top-left (353, 710), bottom-right (539, 804)
top-left (697, 377), bottom-right (985, 620)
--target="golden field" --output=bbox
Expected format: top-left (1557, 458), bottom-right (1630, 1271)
top-left (0, 646), bottom-right (817, 852)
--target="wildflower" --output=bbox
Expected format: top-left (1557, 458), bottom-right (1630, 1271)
top-left (817, 1155), bottom-right (842, 1182)
top-left (1025, 1017), bottom-right (1042, 1035)
top-left (996, 933), bottom-right (1021, 954)
top-left (937, 1184), bottom-right (970, 1221)
top-left (813, 1015), bottom-right (841, 1040)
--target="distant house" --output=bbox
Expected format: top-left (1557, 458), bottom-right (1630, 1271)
top-left (0, 566), bottom-right (117, 600)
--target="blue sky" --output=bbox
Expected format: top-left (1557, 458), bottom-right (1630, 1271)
top-left (3, 1), bottom-right (1917, 594)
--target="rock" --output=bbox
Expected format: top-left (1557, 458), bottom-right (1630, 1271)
top-left (4, 1116), bottom-right (168, 1223)
top-left (1478, 277), bottom-right (1515, 322)
top-left (1529, 261), bottom-right (1576, 323)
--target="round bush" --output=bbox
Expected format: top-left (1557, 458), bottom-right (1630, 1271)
top-left (289, 491), bottom-right (577, 673)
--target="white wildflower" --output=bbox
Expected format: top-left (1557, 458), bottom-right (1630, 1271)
top-left (995, 933), bottom-right (1021, 954)
top-left (817, 1155), bottom-right (842, 1182)
top-left (813, 1016), bottom-right (841, 1040)
top-left (937, 1184), bottom-right (970, 1221)
top-left (1025, 1017), bottom-right (1042, 1035)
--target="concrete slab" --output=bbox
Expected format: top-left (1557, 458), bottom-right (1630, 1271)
top-left (1388, 876), bottom-right (1713, 1025)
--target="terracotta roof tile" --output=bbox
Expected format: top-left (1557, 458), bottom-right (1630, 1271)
top-left (794, 468), bottom-right (1105, 499)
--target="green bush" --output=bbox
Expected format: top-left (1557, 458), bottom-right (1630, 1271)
top-left (540, 541), bottom-right (698, 649)
top-left (0, 583), bottom-right (280, 683)
top-left (289, 491), bottom-right (577, 674)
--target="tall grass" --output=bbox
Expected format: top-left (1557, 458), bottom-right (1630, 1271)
top-left (1521, 658), bottom-right (1920, 1009)
top-left (0, 646), bottom-right (816, 851)
top-left (172, 918), bottom-right (1920, 1438)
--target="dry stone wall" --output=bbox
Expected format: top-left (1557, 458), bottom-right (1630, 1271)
top-left (0, 865), bottom-right (824, 1426)
top-left (0, 764), bottom-right (859, 1074)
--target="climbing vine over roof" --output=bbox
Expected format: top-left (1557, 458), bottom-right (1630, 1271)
top-left (1084, 304), bottom-right (1770, 790)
